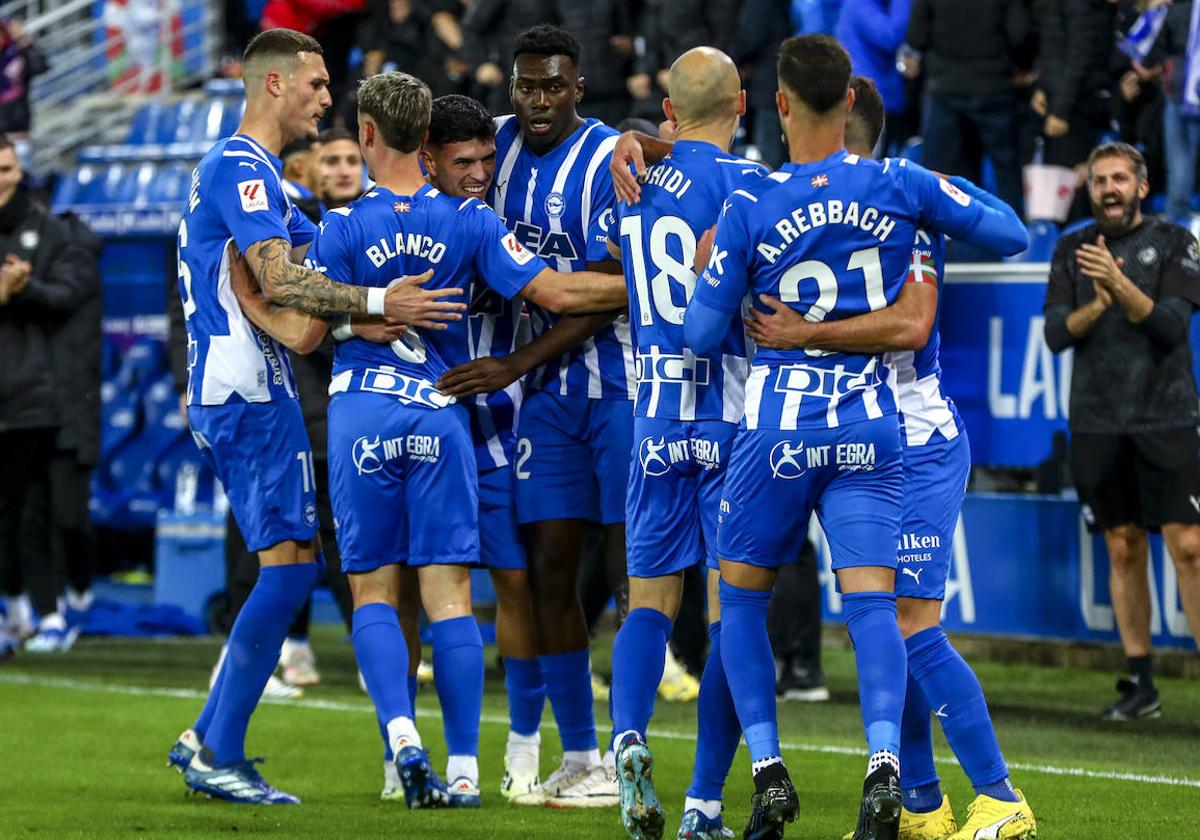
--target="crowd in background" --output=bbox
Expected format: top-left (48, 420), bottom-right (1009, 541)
top-left (215, 0), bottom-right (1200, 228)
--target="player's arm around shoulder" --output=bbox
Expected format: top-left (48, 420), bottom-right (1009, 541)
top-left (228, 242), bottom-right (328, 354)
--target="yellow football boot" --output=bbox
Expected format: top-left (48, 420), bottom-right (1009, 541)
top-left (947, 790), bottom-right (1036, 840)
top-left (900, 795), bottom-right (959, 840)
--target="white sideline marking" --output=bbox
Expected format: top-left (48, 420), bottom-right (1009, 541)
top-left (3, 672), bottom-right (1198, 790)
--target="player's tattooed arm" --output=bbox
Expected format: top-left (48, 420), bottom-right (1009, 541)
top-left (517, 266), bottom-right (627, 314)
top-left (436, 309), bottom-right (620, 397)
top-left (228, 244), bottom-right (329, 354)
top-left (610, 131), bottom-right (674, 204)
top-left (244, 237), bottom-right (467, 327)
top-left (745, 281), bottom-right (938, 354)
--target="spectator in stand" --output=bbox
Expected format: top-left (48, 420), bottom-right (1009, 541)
top-left (1034, 0), bottom-right (1120, 221)
top-left (731, 0), bottom-right (791, 168)
top-left (358, 0), bottom-right (465, 100)
top-left (1144, 0), bottom-right (1200, 223)
top-left (627, 0), bottom-right (739, 121)
top-left (836, 0), bottom-right (911, 154)
top-left (907, 0), bottom-right (1032, 216)
top-left (259, 0), bottom-right (368, 102)
top-left (0, 135), bottom-right (92, 654)
top-left (0, 19), bottom-right (47, 136)
top-left (1043, 142), bottom-right (1200, 720)
top-left (1110, 1), bottom-right (1166, 199)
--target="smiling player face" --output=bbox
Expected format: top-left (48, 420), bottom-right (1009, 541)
top-left (510, 53), bottom-right (584, 155)
top-left (423, 137), bottom-right (497, 199)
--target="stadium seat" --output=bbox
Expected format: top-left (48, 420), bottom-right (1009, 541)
top-left (219, 97), bottom-right (246, 139)
top-left (1007, 219), bottom-right (1058, 262)
top-left (1060, 218), bottom-right (1092, 238)
top-left (899, 137), bottom-right (923, 164)
top-left (148, 160), bottom-right (191, 205)
top-left (125, 100), bottom-right (167, 145)
top-left (169, 100), bottom-right (199, 144)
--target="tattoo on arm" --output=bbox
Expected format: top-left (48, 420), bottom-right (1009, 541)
top-left (245, 238), bottom-right (368, 317)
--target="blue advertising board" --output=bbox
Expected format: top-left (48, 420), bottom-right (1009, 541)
top-left (816, 493), bottom-right (1197, 650)
top-left (939, 264), bottom-right (1200, 468)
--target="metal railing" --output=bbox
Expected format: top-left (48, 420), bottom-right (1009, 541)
top-left (0, 0), bottom-right (224, 172)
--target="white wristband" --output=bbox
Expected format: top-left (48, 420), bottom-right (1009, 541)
top-left (331, 317), bottom-right (354, 342)
top-left (367, 286), bottom-right (386, 316)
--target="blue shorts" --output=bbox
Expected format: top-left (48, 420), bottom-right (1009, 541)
top-left (479, 464), bottom-right (526, 570)
top-left (626, 416), bottom-right (736, 577)
top-left (328, 391), bottom-right (479, 573)
top-left (716, 417), bottom-right (903, 572)
top-left (895, 431), bottom-right (971, 600)
top-left (189, 400), bottom-right (318, 553)
top-left (514, 391), bottom-right (634, 525)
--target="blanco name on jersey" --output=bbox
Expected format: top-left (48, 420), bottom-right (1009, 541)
top-left (366, 232), bottom-right (448, 267)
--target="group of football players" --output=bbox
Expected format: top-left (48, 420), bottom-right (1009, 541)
top-left (164, 20), bottom-right (1038, 840)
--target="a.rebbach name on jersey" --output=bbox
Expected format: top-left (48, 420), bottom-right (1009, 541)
top-left (489, 115), bottom-right (633, 399)
top-left (695, 152), bottom-right (994, 431)
top-left (613, 140), bottom-right (767, 421)
top-left (178, 134), bottom-right (317, 406)
top-left (307, 183), bottom-right (545, 418)
top-left (885, 229), bottom-right (964, 447)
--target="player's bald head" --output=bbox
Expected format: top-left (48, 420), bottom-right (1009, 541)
top-left (666, 47), bottom-right (741, 129)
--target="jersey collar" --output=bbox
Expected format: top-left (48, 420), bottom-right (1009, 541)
top-left (669, 140), bottom-right (725, 158)
top-left (778, 148), bottom-right (850, 177)
top-left (370, 182), bottom-right (437, 201)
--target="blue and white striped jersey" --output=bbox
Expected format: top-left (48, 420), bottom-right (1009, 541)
top-left (886, 230), bottom-right (964, 447)
top-left (308, 183), bottom-right (544, 408)
top-left (695, 152), bottom-right (995, 430)
top-left (612, 140), bottom-right (767, 421)
top-left (178, 134), bottom-right (316, 406)
top-left (489, 115), bottom-right (634, 400)
top-left (465, 285), bottom-right (524, 469)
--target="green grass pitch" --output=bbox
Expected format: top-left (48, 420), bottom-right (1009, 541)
top-left (1, 627), bottom-right (1198, 839)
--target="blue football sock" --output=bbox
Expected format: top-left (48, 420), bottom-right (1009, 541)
top-left (611, 607), bottom-right (672, 741)
top-left (503, 656), bottom-right (546, 737)
top-left (900, 672), bottom-right (942, 812)
top-left (843, 592), bottom-right (906, 760)
top-left (432, 616), bottom-right (484, 757)
top-left (540, 648), bottom-right (598, 752)
top-left (718, 580), bottom-right (778, 764)
top-left (205, 562), bottom-right (319, 765)
top-left (687, 621), bottom-right (741, 802)
top-left (353, 602), bottom-right (413, 752)
top-left (408, 674), bottom-right (418, 718)
top-left (907, 627), bottom-right (1014, 800)
top-left (193, 647), bottom-right (230, 740)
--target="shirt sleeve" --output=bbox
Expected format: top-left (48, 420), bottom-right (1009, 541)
top-left (900, 162), bottom-right (1026, 255)
top-left (287, 204), bottom-right (318, 248)
top-left (693, 195), bottom-right (754, 313)
top-left (1043, 237), bottom-right (1078, 353)
top-left (305, 211), bottom-right (355, 285)
top-left (586, 157), bottom-right (620, 263)
top-left (213, 160), bottom-right (294, 254)
top-left (1161, 230), bottom-right (1200, 307)
top-left (470, 203), bottom-right (548, 299)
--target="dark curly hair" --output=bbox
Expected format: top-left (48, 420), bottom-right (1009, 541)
top-left (428, 95), bottom-right (496, 147)
top-left (777, 34), bottom-right (851, 115)
top-left (512, 24), bottom-right (581, 67)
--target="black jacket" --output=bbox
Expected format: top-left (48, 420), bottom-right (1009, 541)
top-left (0, 191), bottom-right (92, 433)
top-left (908, 0), bottom-right (1034, 98)
top-left (1037, 0), bottom-right (1119, 119)
top-left (731, 0), bottom-right (791, 111)
top-left (46, 213), bottom-right (103, 463)
top-left (634, 0), bottom-right (739, 78)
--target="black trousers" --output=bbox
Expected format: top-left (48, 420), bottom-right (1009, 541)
top-left (768, 539), bottom-right (823, 673)
top-left (48, 453), bottom-right (95, 595)
top-left (0, 428), bottom-right (56, 614)
top-left (221, 457), bottom-right (353, 636)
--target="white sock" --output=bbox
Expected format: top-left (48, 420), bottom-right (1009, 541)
top-left (752, 756), bottom-right (783, 775)
top-left (386, 716), bottom-right (420, 751)
top-left (39, 612), bottom-right (66, 632)
top-left (447, 754), bottom-right (478, 784)
top-left (613, 729), bottom-right (641, 750)
top-left (684, 797), bottom-right (722, 820)
top-left (602, 749), bottom-right (616, 772)
top-left (563, 748), bottom-right (601, 772)
top-left (867, 750), bottom-right (900, 776)
top-left (507, 730), bottom-right (540, 756)
top-left (66, 589), bottom-right (93, 613)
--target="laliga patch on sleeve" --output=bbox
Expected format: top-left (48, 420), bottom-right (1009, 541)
top-left (939, 177), bottom-right (971, 207)
top-left (237, 179), bottom-right (269, 213)
top-left (501, 231), bottom-right (535, 266)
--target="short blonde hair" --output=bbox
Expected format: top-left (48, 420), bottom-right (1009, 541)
top-left (357, 72), bottom-right (432, 154)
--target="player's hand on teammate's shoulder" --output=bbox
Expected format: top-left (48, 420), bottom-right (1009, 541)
top-left (382, 269), bottom-right (467, 329)
top-left (744, 294), bottom-right (811, 350)
top-left (435, 356), bottom-right (519, 398)
top-left (611, 131), bottom-right (647, 205)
